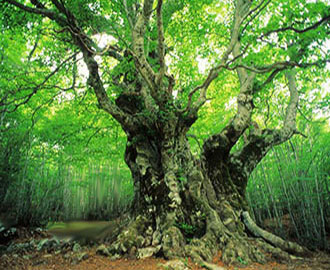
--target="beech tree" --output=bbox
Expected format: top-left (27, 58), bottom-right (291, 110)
top-left (1, 0), bottom-right (329, 266)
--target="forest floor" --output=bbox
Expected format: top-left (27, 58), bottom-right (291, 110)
top-left (0, 228), bottom-right (329, 270)
top-left (1, 247), bottom-right (330, 270)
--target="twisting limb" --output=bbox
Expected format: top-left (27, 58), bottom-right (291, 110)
top-left (132, 0), bottom-right (158, 95)
top-left (241, 0), bottom-right (271, 34)
top-left (6, 0), bottom-right (122, 61)
top-left (4, 0), bottom-right (136, 129)
top-left (52, 0), bottom-right (123, 59)
top-left (4, 0), bottom-right (67, 23)
top-left (201, 0), bottom-right (256, 158)
top-left (185, 0), bottom-right (252, 116)
top-left (229, 68), bottom-right (300, 177)
top-left (261, 14), bottom-right (330, 38)
top-left (156, 0), bottom-right (165, 87)
top-left (183, 44), bottom-right (250, 111)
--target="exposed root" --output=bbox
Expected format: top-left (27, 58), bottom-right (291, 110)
top-left (108, 215), bottom-right (151, 256)
top-left (221, 237), bottom-right (266, 265)
top-left (202, 262), bottom-right (226, 270)
top-left (106, 209), bottom-right (310, 269)
top-left (162, 226), bottom-right (186, 259)
top-left (242, 211), bottom-right (311, 257)
top-left (185, 237), bottom-right (217, 263)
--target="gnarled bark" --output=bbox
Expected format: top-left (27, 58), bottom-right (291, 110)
top-left (106, 119), bottom-right (307, 266)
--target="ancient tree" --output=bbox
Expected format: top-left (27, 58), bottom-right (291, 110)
top-left (2, 0), bottom-right (329, 266)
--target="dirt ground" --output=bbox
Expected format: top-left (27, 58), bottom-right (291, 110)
top-left (0, 228), bottom-right (329, 270)
top-left (1, 245), bottom-right (330, 270)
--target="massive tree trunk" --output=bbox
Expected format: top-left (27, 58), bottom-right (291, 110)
top-left (107, 109), bottom-right (308, 266)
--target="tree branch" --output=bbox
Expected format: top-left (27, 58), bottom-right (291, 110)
top-left (4, 0), bottom-right (66, 24)
top-left (241, 0), bottom-right (271, 34)
top-left (185, 0), bottom-right (252, 116)
top-left (132, 0), bottom-right (157, 95)
top-left (156, 0), bottom-right (165, 87)
top-left (201, 0), bottom-right (256, 160)
top-left (261, 14), bottom-right (330, 38)
top-left (50, 0), bottom-right (67, 15)
top-left (27, 30), bottom-right (41, 62)
top-left (280, 69), bottom-right (299, 137)
top-left (1, 53), bottom-right (78, 113)
top-left (230, 69), bottom-right (300, 178)
top-left (229, 59), bottom-right (329, 74)
top-left (5, 0), bottom-right (135, 129)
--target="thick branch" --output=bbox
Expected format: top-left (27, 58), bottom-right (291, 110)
top-left (156, 0), bottom-right (165, 87)
top-left (186, 0), bottom-right (252, 116)
top-left (230, 69), bottom-right (300, 177)
top-left (5, 0), bottom-right (134, 129)
top-left (281, 69), bottom-right (299, 137)
top-left (132, 0), bottom-right (157, 95)
top-left (201, 0), bottom-right (255, 158)
top-left (4, 0), bottom-right (66, 24)
top-left (232, 36), bottom-right (249, 85)
top-left (214, 54), bottom-right (309, 155)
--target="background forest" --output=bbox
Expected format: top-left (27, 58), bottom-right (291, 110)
top-left (0, 0), bottom-right (329, 254)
